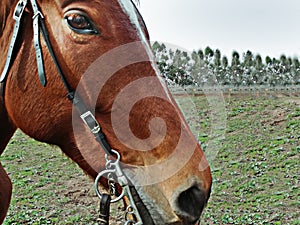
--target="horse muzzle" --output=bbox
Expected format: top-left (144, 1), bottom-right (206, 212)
top-left (131, 181), bottom-right (208, 225)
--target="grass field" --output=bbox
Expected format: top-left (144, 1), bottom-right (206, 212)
top-left (1, 94), bottom-right (299, 224)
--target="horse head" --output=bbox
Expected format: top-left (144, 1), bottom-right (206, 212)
top-left (0, 0), bottom-right (212, 224)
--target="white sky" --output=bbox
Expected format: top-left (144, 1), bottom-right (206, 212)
top-left (139, 0), bottom-right (300, 59)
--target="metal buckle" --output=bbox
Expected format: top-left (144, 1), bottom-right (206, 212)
top-left (13, 0), bottom-right (28, 21)
top-left (32, 11), bottom-right (44, 20)
top-left (80, 111), bottom-right (101, 134)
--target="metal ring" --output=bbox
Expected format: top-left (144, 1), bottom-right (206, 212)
top-left (105, 160), bottom-right (113, 169)
top-left (107, 173), bottom-right (115, 181)
top-left (105, 149), bottom-right (121, 162)
top-left (94, 169), bottom-right (126, 203)
top-left (94, 169), bottom-right (115, 199)
top-left (126, 205), bottom-right (135, 215)
top-left (110, 188), bottom-right (125, 203)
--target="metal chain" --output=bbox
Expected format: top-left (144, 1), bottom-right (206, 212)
top-left (107, 173), bottom-right (116, 196)
top-left (125, 205), bottom-right (137, 225)
top-left (123, 186), bottom-right (143, 225)
top-left (105, 159), bottom-right (117, 197)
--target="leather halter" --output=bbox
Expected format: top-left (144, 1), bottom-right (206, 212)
top-left (0, 1), bottom-right (146, 224)
top-left (0, 0), bottom-right (113, 155)
top-left (0, 0), bottom-right (26, 83)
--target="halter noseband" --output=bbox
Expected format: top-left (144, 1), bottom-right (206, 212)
top-left (0, 1), bottom-right (144, 224)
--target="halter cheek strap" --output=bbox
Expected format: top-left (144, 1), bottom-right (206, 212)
top-left (32, 0), bottom-right (47, 86)
top-left (0, 0), bottom-right (27, 83)
top-left (0, 0), bottom-right (47, 86)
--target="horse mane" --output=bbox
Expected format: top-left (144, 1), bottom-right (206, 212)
top-left (0, 0), bottom-right (17, 36)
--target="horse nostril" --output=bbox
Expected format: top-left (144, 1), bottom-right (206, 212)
top-left (176, 186), bottom-right (206, 223)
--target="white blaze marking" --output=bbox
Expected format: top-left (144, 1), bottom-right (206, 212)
top-left (117, 0), bottom-right (172, 100)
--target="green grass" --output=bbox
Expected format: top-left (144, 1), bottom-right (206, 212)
top-left (1, 94), bottom-right (299, 224)
top-left (197, 95), bottom-right (300, 225)
top-left (1, 132), bottom-right (102, 225)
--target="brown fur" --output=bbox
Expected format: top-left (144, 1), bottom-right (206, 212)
top-left (0, 1), bottom-right (13, 36)
top-left (0, 1), bottom-right (212, 224)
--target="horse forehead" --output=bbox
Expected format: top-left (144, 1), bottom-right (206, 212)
top-left (53, 0), bottom-right (127, 9)
top-left (50, 0), bottom-right (114, 8)
top-left (53, 0), bottom-right (140, 16)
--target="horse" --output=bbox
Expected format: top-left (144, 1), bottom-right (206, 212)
top-left (0, 0), bottom-right (212, 224)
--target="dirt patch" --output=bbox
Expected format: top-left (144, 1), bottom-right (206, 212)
top-left (261, 108), bottom-right (287, 127)
top-left (283, 97), bottom-right (300, 105)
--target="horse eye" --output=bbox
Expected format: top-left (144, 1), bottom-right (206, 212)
top-left (64, 12), bottom-right (100, 35)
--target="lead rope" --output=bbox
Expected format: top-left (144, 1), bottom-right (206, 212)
top-left (98, 194), bottom-right (111, 225)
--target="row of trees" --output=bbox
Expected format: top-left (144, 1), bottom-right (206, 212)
top-left (152, 42), bottom-right (300, 86)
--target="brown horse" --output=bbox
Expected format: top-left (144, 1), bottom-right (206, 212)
top-left (0, 0), bottom-right (212, 224)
